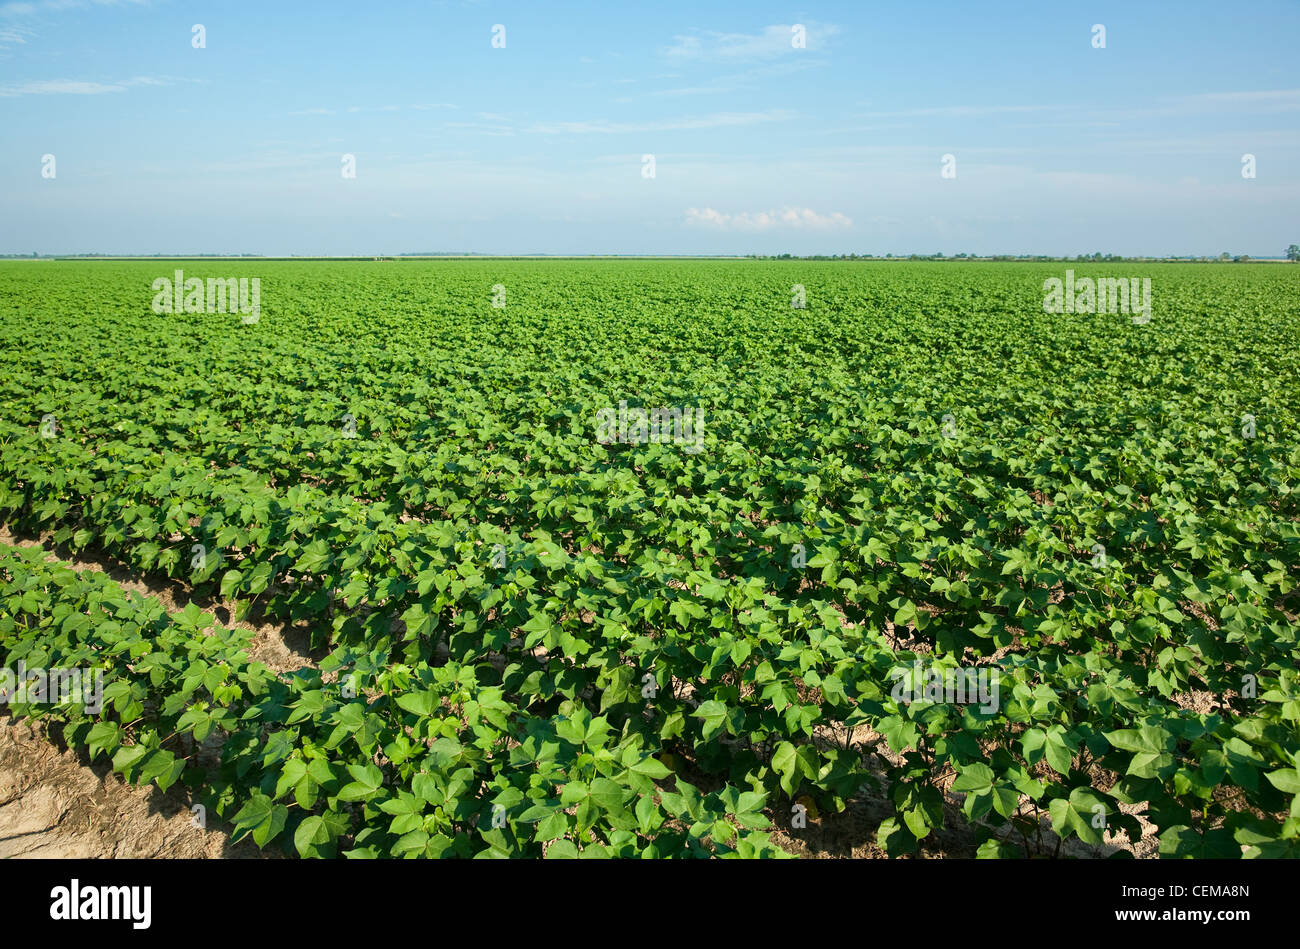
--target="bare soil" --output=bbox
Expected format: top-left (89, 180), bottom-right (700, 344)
top-left (0, 525), bottom-right (308, 858)
top-left (0, 715), bottom-right (263, 858)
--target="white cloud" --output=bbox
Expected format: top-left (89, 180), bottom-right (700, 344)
top-left (1, 0), bottom-right (149, 16)
top-left (0, 23), bottom-right (32, 46)
top-left (0, 74), bottom-right (182, 96)
top-left (664, 23), bottom-right (839, 61)
top-left (646, 85), bottom-right (736, 98)
top-left (851, 92), bottom-right (1300, 126)
top-left (290, 107), bottom-right (334, 115)
top-left (1183, 89), bottom-right (1300, 103)
top-left (445, 121), bottom-right (514, 136)
top-left (685, 207), bottom-right (853, 231)
top-left (855, 103), bottom-right (1061, 119)
top-left (529, 109), bottom-right (794, 134)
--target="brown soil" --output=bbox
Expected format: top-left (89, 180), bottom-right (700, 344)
top-left (0, 525), bottom-right (312, 858)
top-left (0, 715), bottom-right (263, 858)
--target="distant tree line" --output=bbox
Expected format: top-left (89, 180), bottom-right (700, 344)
top-left (750, 249), bottom-right (1298, 262)
top-left (4, 246), bottom-right (1297, 260)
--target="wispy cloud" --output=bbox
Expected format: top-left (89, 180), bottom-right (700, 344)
top-left (1172, 89), bottom-right (1300, 115)
top-left (445, 121), bottom-right (513, 136)
top-left (529, 109), bottom-right (795, 134)
top-left (645, 85), bottom-right (737, 98)
top-left (584, 151), bottom-right (732, 166)
top-left (1, 0), bottom-right (150, 17)
top-left (0, 22), bottom-right (32, 46)
top-left (855, 103), bottom-right (1062, 119)
top-left (296, 103), bottom-right (453, 116)
top-left (1183, 88), bottom-right (1300, 104)
top-left (664, 23), bottom-right (839, 61)
top-left (1051, 91), bottom-right (1300, 123)
top-left (685, 207), bottom-right (852, 231)
top-left (0, 74), bottom-right (186, 96)
top-left (855, 92), bottom-right (1300, 125)
top-left (618, 59), bottom-right (822, 104)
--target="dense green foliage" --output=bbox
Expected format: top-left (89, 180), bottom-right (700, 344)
top-left (0, 544), bottom-right (780, 857)
top-left (1, 259), bottom-right (1298, 858)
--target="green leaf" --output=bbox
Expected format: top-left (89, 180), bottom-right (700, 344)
top-left (85, 721), bottom-right (121, 761)
top-left (338, 763), bottom-right (384, 801)
top-left (545, 839), bottom-right (580, 859)
top-left (232, 794), bottom-right (288, 848)
top-left (1047, 787), bottom-right (1109, 846)
top-left (1265, 768), bottom-right (1300, 794)
top-left (693, 700), bottom-right (730, 741)
top-left (294, 815), bottom-right (339, 858)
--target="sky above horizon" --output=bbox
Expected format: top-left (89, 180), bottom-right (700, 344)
top-left (1, 0), bottom-right (1297, 257)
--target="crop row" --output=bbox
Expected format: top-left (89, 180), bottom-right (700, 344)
top-left (0, 543), bottom-right (789, 857)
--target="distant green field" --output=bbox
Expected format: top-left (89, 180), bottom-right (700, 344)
top-left (1, 260), bottom-right (1297, 858)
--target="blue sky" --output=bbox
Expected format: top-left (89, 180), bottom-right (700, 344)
top-left (1, 0), bottom-right (1297, 256)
